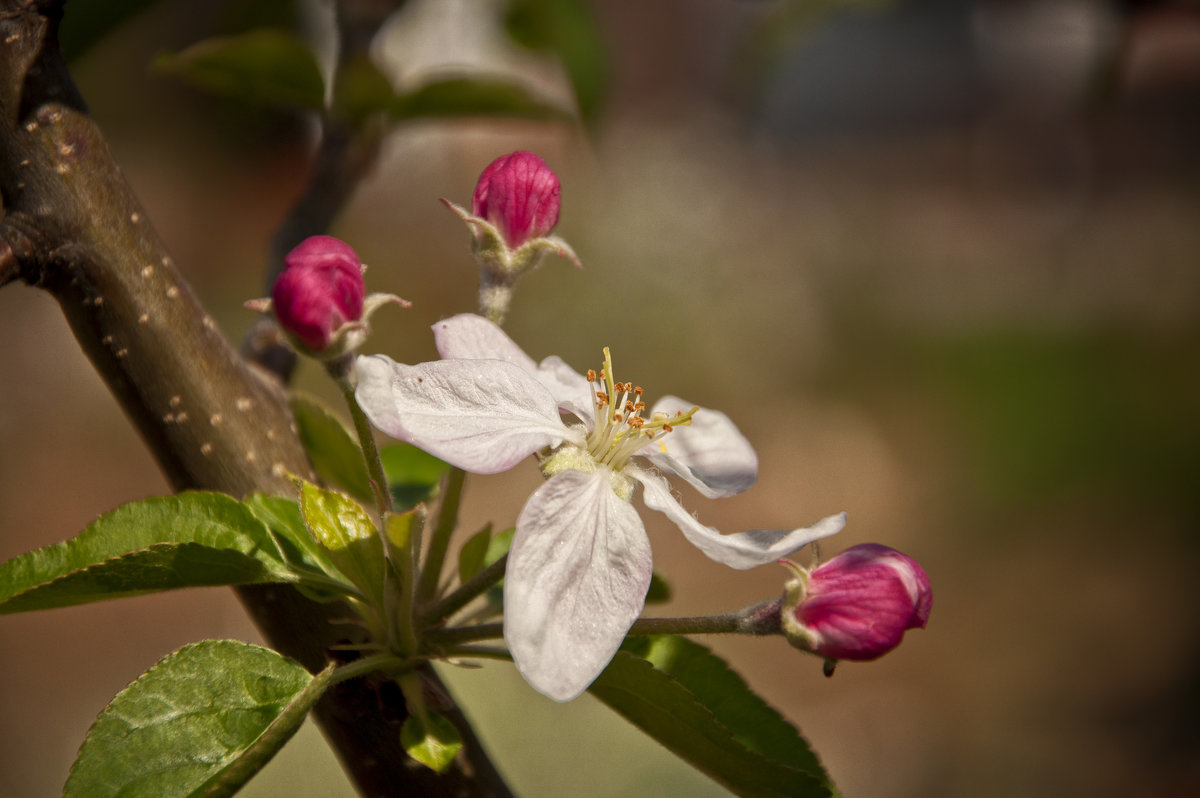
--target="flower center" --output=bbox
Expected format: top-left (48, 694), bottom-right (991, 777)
top-left (583, 347), bottom-right (695, 472)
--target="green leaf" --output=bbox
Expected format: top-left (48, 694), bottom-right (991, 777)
top-left (242, 494), bottom-right (351, 601)
top-left (65, 640), bottom-right (328, 798)
top-left (291, 394), bottom-right (374, 505)
top-left (483, 527), bottom-right (515, 568)
top-left (0, 492), bottom-right (290, 614)
top-left (457, 524), bottom-right (492, 584)
top-left (589, 637), bottom-right (834, 798)
top-left (623, 636), bottom-right (832, 783)
top-left (381, 443), bottom-right (452, 511)
top-left (298, 481), bottom-right (385, 604)
top-left (390, 76), bottom-right (569, 122)
top-left (461, 527), bottom-right (515, 617)
top-left (400, 711), bottom-right (463, 774)
top-left (644, 571), bottom-right (672, 604)
top-left (153, 29), bottom-right (325, 111)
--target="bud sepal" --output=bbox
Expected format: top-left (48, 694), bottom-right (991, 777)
top-left (440, 198), bottom-right (581, 277)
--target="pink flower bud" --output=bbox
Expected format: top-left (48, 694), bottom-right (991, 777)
top-left (786, 544), bottom-right (931, 662)
top-left (271, 235), bottom-right (365, 352)
top-left (471, 151), bottom-right (561, 249)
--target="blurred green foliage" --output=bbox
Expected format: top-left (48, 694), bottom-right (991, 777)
top-left (153, 29), bottom-right (326, 111)
top-left (505, 0), bottom-right (608, 123)
top-left (919, 326), bottom-right (1200, 518)
top-left (835, 319), bottom-right (1200, 532)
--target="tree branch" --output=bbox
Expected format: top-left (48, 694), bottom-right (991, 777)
top-left (241, 0), bottom-right (391, 381)
top-left (0, 3), bottom-right (509, 795)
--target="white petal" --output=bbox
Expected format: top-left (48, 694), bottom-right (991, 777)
top-left (433, 313), bottom-right (538, 370)
top-left (432, 314), bottom-right (592, 420)
top-left (504, 469), bottom-right (652, 701)
top-left (640, 396), bottom-right (758, 498)
top-left (536, 355), bottom-right (595, 423)
top-left (354, 355), bottom-right (580, 474)
top-left (633, 469), bottom-right (846, 570)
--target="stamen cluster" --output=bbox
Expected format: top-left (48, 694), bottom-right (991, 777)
top-left (584, 347), bottom-right (695, 470)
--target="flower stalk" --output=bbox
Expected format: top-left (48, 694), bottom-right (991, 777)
top-left (333, 367), bottom-right (394, 519)
top-left (418, 553), bottom-right (509, 629)
top-left (417, 467), bottom-right (468, 604)
top-left (425, 599), bottom-right (786, 649)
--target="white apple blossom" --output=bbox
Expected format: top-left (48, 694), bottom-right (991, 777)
top-left (355, 314), bottom-right (846, 701)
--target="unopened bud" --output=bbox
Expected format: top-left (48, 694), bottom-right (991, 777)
top-left (440, 152), bottom-right (580, 323)
top-left (272, 235), bottom-right (365, 352)
top-left (249, 235), bottom-right (408, 360)
top-left (472, 150), bottom-right (561, 248)
top-left (781, 544), bottom-right (931, 664)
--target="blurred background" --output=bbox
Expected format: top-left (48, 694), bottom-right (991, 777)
top-left (2, 0), bottom-right (1199, 795)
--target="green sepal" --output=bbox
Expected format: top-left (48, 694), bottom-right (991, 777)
top-left (400, 711), bottom-right (463, 774)
top-left (0, 492), bottom-right (293, 614)
top-left (589, 636), bottom-right (836, 798)
top-left (65, 640), bottom-right (327, 798)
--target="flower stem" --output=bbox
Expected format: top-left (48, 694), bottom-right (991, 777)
top-left (330, 361), bottom-right (393, 518)
top-left (426, 622), bottom-right (503, 647)
top-left (442, 645), bottom-right (512, 662)
top-left (418, 553), bottom-right (508, 628)
top-left (425, 599), bottom-right (784, 649)
top-left (626, 603), bottom-right (781, 638)
top-left (627, 609), bottom-right (772, 637)
top-left (416, 466), bottom-right (467, 603)
top-left (397, 670), bottom-right (431, 728)
top-left (329, 651), bottom-right (407, 686)
top-left (384, 511), bottom-right (422, 656)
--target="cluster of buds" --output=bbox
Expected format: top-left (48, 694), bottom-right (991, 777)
top-left (780, 544), bottom-right (932, 672)
top-left (442, 151), bottom-right (580, 323)
top-left (248, 235), bottom-right (408, 361)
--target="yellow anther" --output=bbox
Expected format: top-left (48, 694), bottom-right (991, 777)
top-left (584, 346), bottom-right (695, 471)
